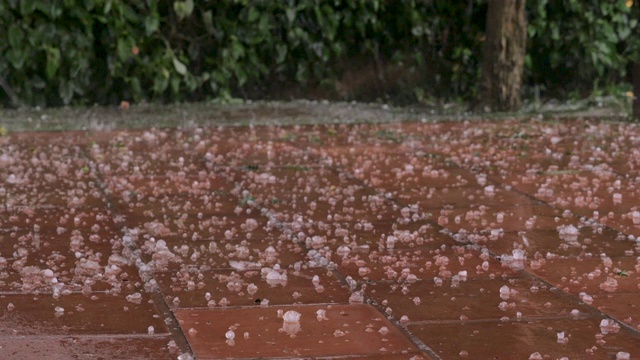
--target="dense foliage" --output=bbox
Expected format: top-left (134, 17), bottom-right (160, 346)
top-left (0, 0), bottom-right (638, 107)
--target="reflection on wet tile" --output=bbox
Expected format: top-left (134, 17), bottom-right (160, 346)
top-left (409, 317), bottom-right (640, 359)
top-left (529, 256), bottom-right (640, 296)
top-left (137, 236), bottom-right (306, 273)
top-left (0, 336), bottom-right (178, 360)
top-left (0, 293), bottom-right (168, 335)
top-left (5, 118), bottom-right (640, 358)
top-left (441, 204), bottom-right (565, 234)
top-left (414, 186), bottom-right (539, 210)
top-left (156, 268), bottom-right (352, 308)
top-left (338, 247), bottom-right (516, 283)
top-left (366, 275), bottom-right (592, 323)
top-left (591, 293), bottom-right (640, 331)
top-left (174, 304), bottom-right (419, 359)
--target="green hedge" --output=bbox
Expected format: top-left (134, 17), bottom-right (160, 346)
top-left (0, 0), bottom-right (638, 107)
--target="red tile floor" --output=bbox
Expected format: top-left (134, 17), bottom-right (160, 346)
top-left (1, 119), bottom-right (640, 359)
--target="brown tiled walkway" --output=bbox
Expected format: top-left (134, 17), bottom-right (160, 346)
top-left (1, 119), bottom-right (639, 359)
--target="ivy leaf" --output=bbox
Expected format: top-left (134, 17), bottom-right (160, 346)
top-left (144, 16), bottom-right (159, 35)
top-left (7, 48), bottom-right (26, 69)
top-left (8, 24), bottom-right (23, 48)
top-left (173, 57), bottom-right (187, 75)
top-left (116, 37), bottom-right (133, 61)
top-left (202, 10), bottom-right (215, 34)
top-left (286, 8), bottom-right (296, 23)
top-left (276, 44), bottom-right (288, 64)
top-left (174, 0), bottom-right (194, 20)
top-left (45, 46), bottom-right (61, 79)
top-left (20, 0), bottom-right (37, 15)
top-left (247, 7), bottom-right (259, 22)
top-left (153, 70), bottom-right (169, 94)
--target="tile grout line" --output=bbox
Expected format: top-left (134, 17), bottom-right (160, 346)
top-left (279, 139), bottom-right (444, 360)
top-left (79, 139), bottom-right (195, 358)
top-left (450, 155), bottom-right (640, 338)
top-left (294, 129), bottom-right (640, 351)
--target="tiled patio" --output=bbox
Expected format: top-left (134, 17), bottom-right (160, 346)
top-left (1, 118), bottom-right (639, 359)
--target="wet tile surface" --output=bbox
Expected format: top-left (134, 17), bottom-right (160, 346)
top-left (174, 304), bottom-right (419, 359)
top-left (0, 336), bottom-right (178, 360)
top-left (0, 293), bottom-right (168, 335)
top-left (2, 119), bottom-right (640, 358)
top-left (409, 317), bottom-right (640, 359)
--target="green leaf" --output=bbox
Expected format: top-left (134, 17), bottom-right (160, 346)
top-left (231, 40), bottom-right (244, 59)
top-left (247, 7), bottom-right (259, 22)
top-left (116, 37), bottom-right (133, 61)
top-left (59, 80), bottom-right (74, 104)
top-left (104, 0), bottom-right (112, 14)
top-left (7, 48), bottom-right (26, 69)
top-left (20, 0), bottom-right (37, 15)
top-left (202, 10), bottom-right (215, 34)
top-left (170, 75), bottom-right (180, 94)
top-left (618, 26), bottom-right (631, 40)
top-left (173, 57), bottom-right (187, 75)
top-left (144, 16), bottom-right (159, 36)
top-left (173, 0), bottom-right (194, 20)
top-left (153, 72), bottom-right (169, 94)
top-left (45, 47), bottom-right (61, 79)
top-left (276, 44), bottom-right (287, 63)
top-left (130, 77), bottom-right (142, 99)
top-left (8, 25), bottom-right (23, 49)
top-left (286, 8), bottom-right (296, 23)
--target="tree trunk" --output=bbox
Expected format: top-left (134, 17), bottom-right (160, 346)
top-left (633, 62), bottom-right (640, 119)
top-left (480, 0), bottom-right (527, 112)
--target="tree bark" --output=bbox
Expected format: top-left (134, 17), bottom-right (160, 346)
top-left (633, 62), bottom-right (640, 119)
top-left (480, 0), bottom-right (527, 112)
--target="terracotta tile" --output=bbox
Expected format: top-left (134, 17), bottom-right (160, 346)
top-left (122, 212), bottom-right (275, 242)
top-left (282, 220), bottom-right (452, 253)
top-left (1, 183), bottom-right (107, 210)
top-left (174, 304), bottom-right (419, 359)
top-left (411, 185), bottom-right (539, 210)
top-left (0, 230), bottom-right (140, 293)
top-left (409, 317), bottom-right (640, 359)
top-left (0, 293), bottom-right (168, 335)
top-left (602, 216), bottom-right (640, 239)
top-left (0, 336), bottom-right (180, 360)
top-left (440, 204), bottom-right (566, 234)
top-left (137, 236), bottom-right (306, 273)
top-left (0, 208), bottom-right (120, 234)
top-left (337, 247), bottom-right (517, 283)
top-left (366, 275), bottom-right (592, 323)
top-left (529, 256), bottom-right (640, 296)
top-left (591, 293), bottom-right (640, 331)
top-left (156, 267), bottom-right (351, 308)
top-left (232, 168), bottom-right (398, 221)
top-left (5, 130), bottom-right (92, 146)
top-left (487, 225), bottom-right (635, 258)
top-left (209, 140), bottom-right (317, 166)
top-left (105, 174), bottom-right (235, 199)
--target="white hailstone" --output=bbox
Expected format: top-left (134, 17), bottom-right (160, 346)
top-left (283, 310), bottom-right (301, 323)
top-left (316, 309), bottom-right (327, 321)
top-left (528, 352), bottom-right (543, 360)
top-left (616, 352), bottom-right (631, 360)
top-left (246, 283), bottom-right (258, 295)
top-left (225, 330), bottom-right (235, 340)
top-left (499, 285), bottom-right (510, 300)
